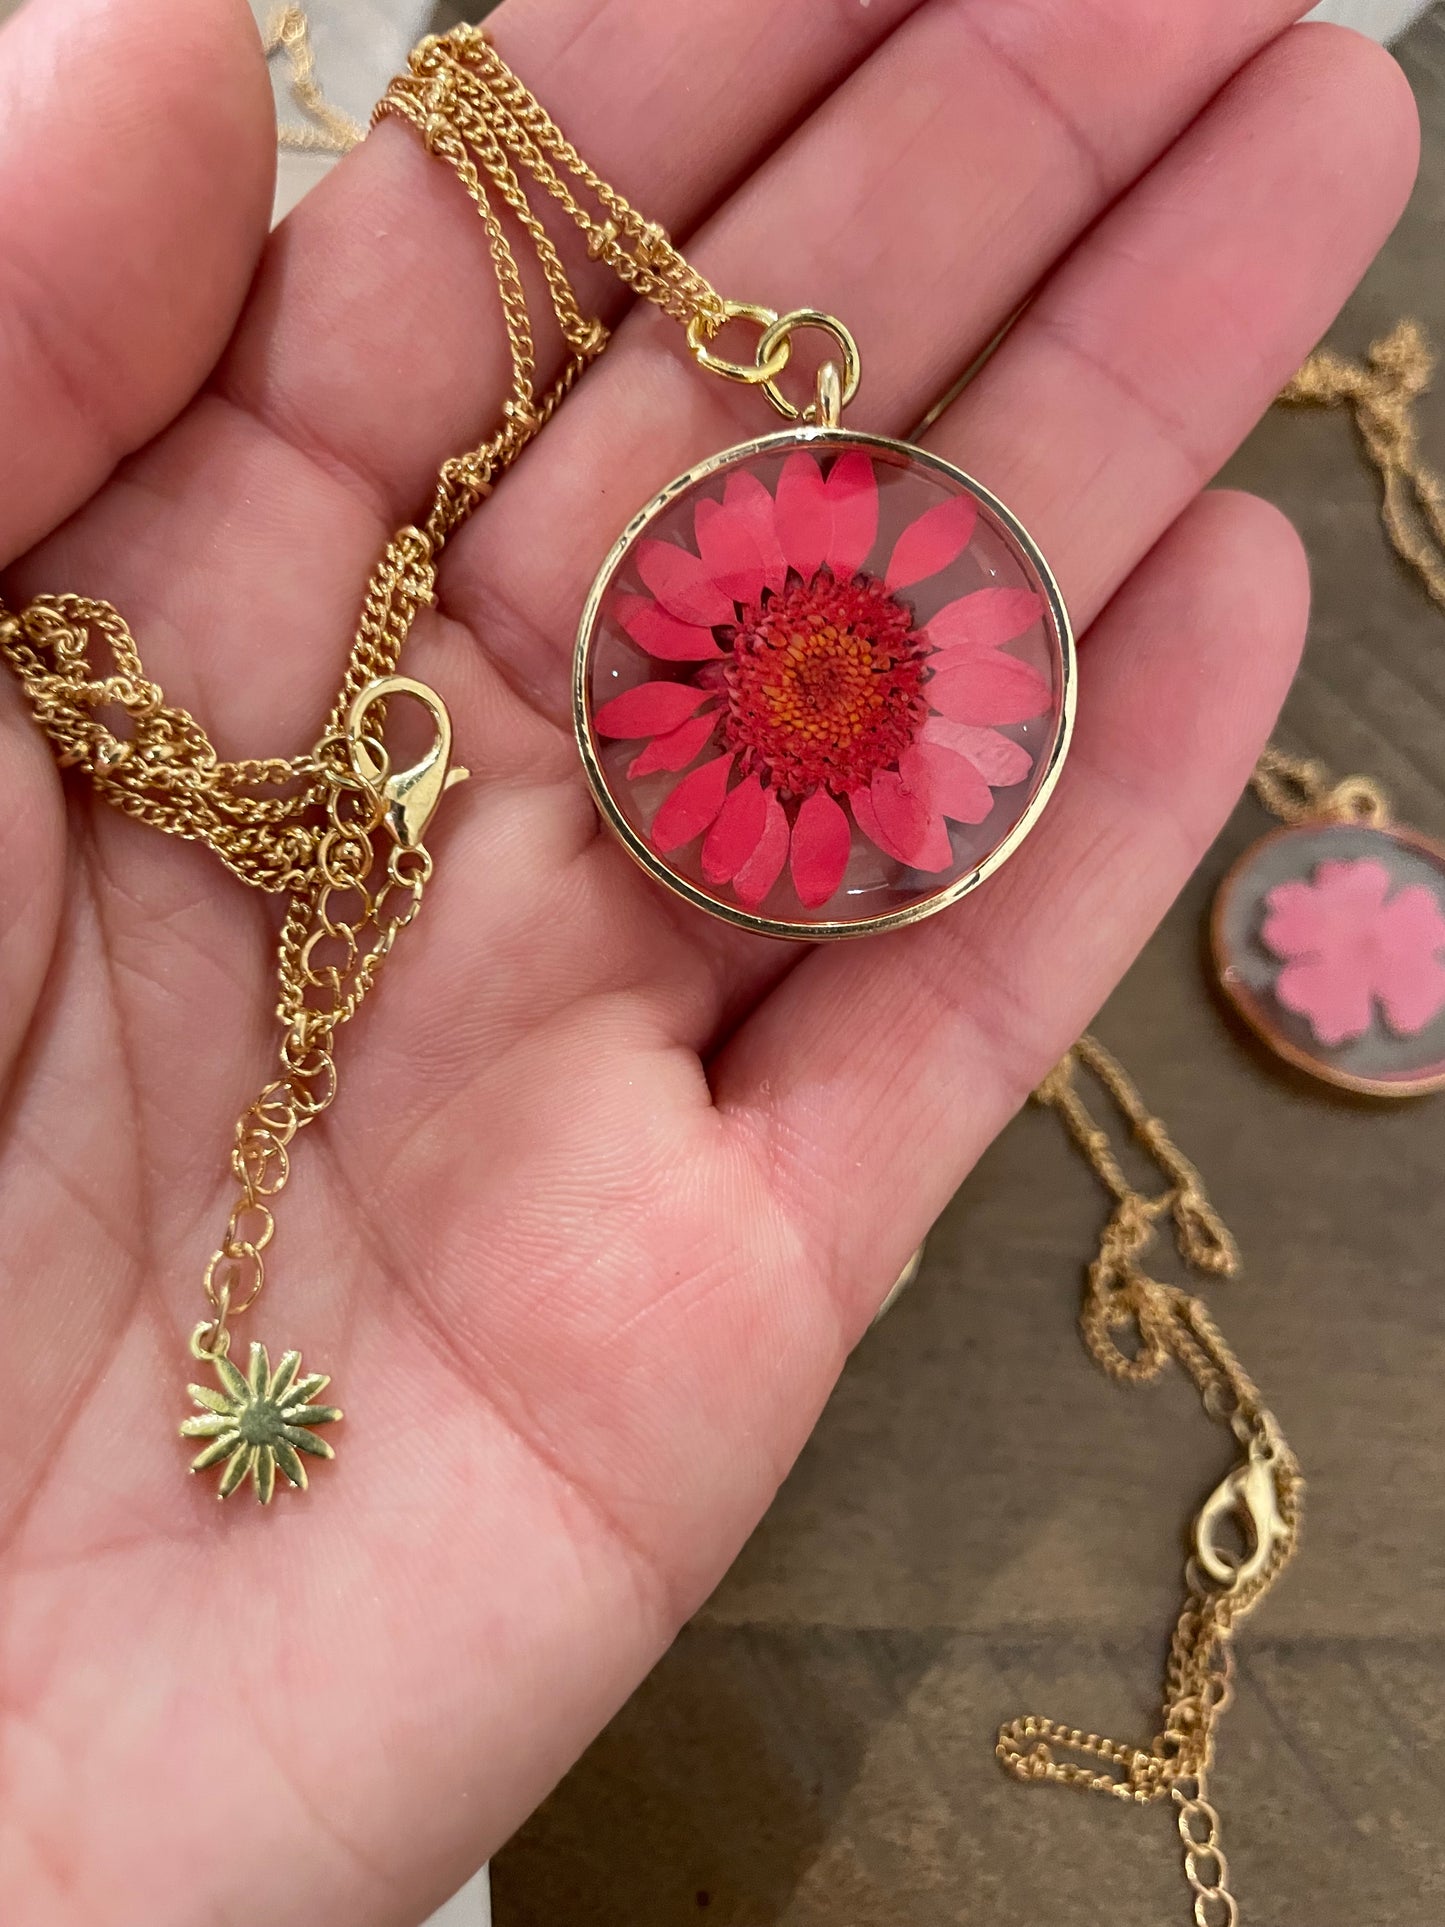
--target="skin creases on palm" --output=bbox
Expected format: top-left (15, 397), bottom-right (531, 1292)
top-left (0, 0), bottom-right (1415, 1921)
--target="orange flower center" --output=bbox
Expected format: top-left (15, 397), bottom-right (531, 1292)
top-left (722, 573), bottom-right (926, 796)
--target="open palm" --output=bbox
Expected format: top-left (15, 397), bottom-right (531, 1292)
top-left (0, 0), bottom-right (1416, 1920)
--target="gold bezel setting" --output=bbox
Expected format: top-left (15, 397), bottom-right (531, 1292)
top-left (573, 427), bottom-right (1076, 942)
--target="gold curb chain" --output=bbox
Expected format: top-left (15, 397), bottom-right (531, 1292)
top-left (265, 6), bottom-right (365, 154)
top-left (1006, 1039), bottom-right (1303, 1927)
top-left (1250, 316), bottom-right (1444, 829)
top-left (1251, 742), bottom-right (1390, 828)
top-left (1281, 318), bottom-right (1445, 610)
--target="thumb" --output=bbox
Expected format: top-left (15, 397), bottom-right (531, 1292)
top-left (0, 0), bottom-right (274, 1082)
top-left (0, 0), bottom-right (276, 565)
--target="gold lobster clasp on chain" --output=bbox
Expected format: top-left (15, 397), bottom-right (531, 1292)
top-left (1193, 1439), bottom-right (1289, 1594)
top-left (345, 676), bottom-right (469, 849)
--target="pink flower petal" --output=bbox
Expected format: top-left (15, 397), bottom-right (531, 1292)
top-left (773, 451), bottom-right (831, 581)
top-left (637, 539), bottom-right (738, 627)
top-left (823, 450), bottom-right (879, 581)
top-left (850, 785), bottom-right (894, 863)
top-left (924, 587), bottom-right (1044, 653)
top-left (1262, 860), bottom-right (1391, 963)
top-left (921, 715), bottom-right (1034, 787)
top-left (719, 471), bottom-right (788, 596)
top-left (733, 788), bottom-right (790, 908)
top-left (702, 773), bottom-right (771, 885)
top-left (768, 451), bottom-right (882, 586)
top-left (595, 681), bottom-right (713, 740)
top-left (1378, 949), bottom-right (1445, 1037)
top-left (1261, 857), bottom-right (1445, 1046)
top-left (727, 470), bottom-right (788, 577)
top-left (627, 709), bottom-right (719, 779)
top-left (885, 495), bottom-right (979, 591)
top-left (1274, 955), bottom-right (1375, 1048)
top-left (855, 771), bottom-right (953, 873)
top-left (616, 593), bottom-right (722, 661)
top-left (1371, 883), bottom-right (1445, 1036)
top-left (928, 653), bottom-right (1051, 727)
top-left (694, 497), bottom-right (768, 608)
top-left (789, 789), bottom-right (852, 909)
top-left (1258, 880), bottom-right (1320, 960)
top-left (1375, 879), bottom-right (1445, 950)
top-left (899, 742), bottom-right (994, 825)
top-left (651, 753), bottom-right (735, 853)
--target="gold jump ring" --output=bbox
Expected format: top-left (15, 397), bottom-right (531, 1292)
top-left (758, 309), bottom-right (861, 423)
top-left (685, 301), bottom-right (789, 385)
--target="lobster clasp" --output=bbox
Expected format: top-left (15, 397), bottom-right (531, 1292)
top-left (346, 675), bottom-right (469, 850)
top-left (1193, 1444), bottom-right (1288, 1594)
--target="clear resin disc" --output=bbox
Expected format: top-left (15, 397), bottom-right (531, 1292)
top-left (574, 430), bottom-right (1074, 938)
top-left (1212, 819), bottom-right (1445, 1097)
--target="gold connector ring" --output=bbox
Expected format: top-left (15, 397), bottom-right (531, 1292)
top-left (685, 301), bottom-right (790, 385)
top-left (203, 1245), bottom-right (265, 1319)
top-left (758, 310), bottom-right (862, 424)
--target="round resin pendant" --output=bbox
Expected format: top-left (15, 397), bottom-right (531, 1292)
top-left (574, 431), bottom-right (1074, 938)
top-left (1212, 820), bottom-right (1445, 1097)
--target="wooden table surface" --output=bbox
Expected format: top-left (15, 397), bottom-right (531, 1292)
top-left (497, 10), bottom-right (1445, 1925)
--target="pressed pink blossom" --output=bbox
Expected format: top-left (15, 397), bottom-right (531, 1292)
top-left (1262, 857), bottom-right (1445, 1047)
top-left (592, 451), bottom-right (1051, 912)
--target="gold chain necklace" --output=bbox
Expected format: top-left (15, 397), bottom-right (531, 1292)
top-left (264, 4), bottom-right (365, 154)
top-left (1007, 1037), bottom-right (1302, 1927)
top-left (1281, 318), bottom-right (1445, 607)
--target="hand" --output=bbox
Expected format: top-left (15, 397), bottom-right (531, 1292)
top-left (0, 0), bottom-right (1415, 1919)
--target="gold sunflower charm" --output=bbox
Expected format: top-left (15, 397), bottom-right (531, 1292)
top-left (180, 1342), bottom-right (342, 1503)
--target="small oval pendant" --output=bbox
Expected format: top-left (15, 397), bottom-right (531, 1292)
top-left (1212, 818), bottom-right (1445, 1097)
top-left (574, 429), bottom-right (1074, 939)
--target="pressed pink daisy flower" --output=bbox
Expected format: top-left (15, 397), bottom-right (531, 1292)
top-left (1262, 857), bottom-right (1445, 1046)
top-left (592, 450), bottom-right (1052, 912)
